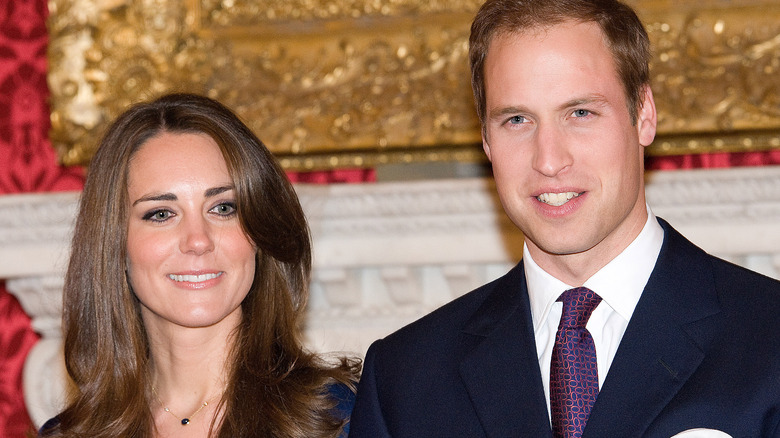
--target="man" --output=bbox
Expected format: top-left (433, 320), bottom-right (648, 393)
top-left (348, 0), bottom-right (780, 437)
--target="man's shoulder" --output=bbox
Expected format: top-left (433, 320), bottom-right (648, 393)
top-left (372, 263), bottom-right (524, 354)
top-left (660, 217), bottom-right (780, 321)
top-left (659, 217), bottom-right (780, 292)
top-left (709, 253), bottom-right (780, 287)
top-left (709, 253), bottom-right (780, 317)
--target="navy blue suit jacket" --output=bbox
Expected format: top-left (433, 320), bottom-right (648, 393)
top-left (349, 218), bottom-right (780, 437)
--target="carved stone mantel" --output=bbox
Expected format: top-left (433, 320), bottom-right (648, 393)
top-left (2, 166), bottom-right (780, 426)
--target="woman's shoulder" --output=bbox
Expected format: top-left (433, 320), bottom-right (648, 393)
top-left (38, 416), bottom-right (60, 436)
top-left (328, 381), bottom-right (355, 414)
top-left (327, 382), bottom-right (356, 437)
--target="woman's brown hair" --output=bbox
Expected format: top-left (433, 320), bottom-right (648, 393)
top-left (44, 93), bottom-right (359, 437)
top-left (469, 0), bottom-right (651, 127)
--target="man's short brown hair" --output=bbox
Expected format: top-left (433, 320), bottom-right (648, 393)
top-left (469, 0), bottom-right (651, 127)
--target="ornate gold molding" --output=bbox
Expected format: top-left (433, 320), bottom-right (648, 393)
top-left (637, 0), bottom-right (780, 156)
top-left (48, 0), bottom-right (780, 169)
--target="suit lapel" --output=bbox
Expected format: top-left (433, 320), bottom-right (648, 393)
top-left (458, 264), bottom-right (553, 438)
top-left (584, 220), bottom-right (725, 437)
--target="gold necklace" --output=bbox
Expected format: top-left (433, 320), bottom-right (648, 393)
top-left (151, 385), bottom-right (210, 426)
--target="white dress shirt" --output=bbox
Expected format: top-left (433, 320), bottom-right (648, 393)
top-left (523, 204), bottom-right (664, 419)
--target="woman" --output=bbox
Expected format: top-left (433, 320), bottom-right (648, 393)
top-left (41, 93), bottom-right (360, 437)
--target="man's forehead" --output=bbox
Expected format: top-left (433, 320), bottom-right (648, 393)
top-left (488, 19), bottom-right (607, 49)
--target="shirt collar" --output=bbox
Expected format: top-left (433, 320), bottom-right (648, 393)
top-left (524, 204), bottom-right (664, 331)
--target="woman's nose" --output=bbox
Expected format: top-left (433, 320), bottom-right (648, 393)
top-left (179, 216), bottom-right (215, 255)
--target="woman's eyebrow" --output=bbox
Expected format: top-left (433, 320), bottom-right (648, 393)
top-left (131, 185), bottom-right (233, 206)
top-left (205, 185), bottom-right (234, 198)
top-left (132, 192), bottom-right (176, 206)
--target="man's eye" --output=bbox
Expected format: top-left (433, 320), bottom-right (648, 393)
top-left (508, 115), bottom-right (526, 124)
top-left (211, 203), bottom-right (237, 216)
top-left (572, 109), bottom-right (591, 117)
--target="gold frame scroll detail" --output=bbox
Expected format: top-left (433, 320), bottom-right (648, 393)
top-left (48, 0), bottom-right (780, 170)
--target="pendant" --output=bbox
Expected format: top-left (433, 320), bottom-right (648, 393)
top-left (181, 418), bottom-right (190, 425)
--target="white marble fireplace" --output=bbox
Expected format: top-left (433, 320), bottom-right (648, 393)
top-left (2, 166), bottom-right (780, 427)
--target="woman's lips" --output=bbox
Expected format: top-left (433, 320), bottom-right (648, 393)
top-left (167, 272), bottom-right (223, 283)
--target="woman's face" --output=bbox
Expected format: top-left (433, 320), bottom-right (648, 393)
top-left (126, 132), bottom-right (256, 332)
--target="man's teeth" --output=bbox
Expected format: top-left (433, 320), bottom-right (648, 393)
top-left (168, 272), bottom-right (223, 282)
top-left (537, 192), bottom-right (580, 207)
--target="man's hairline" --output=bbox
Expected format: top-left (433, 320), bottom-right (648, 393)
top-left (477, 20), bottom-right (646, 137)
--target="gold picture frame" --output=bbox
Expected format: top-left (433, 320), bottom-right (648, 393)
top-left (47, 0), bottom-right (780, 170)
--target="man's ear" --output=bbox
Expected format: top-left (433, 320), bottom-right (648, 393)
top-left (637, 86), bottom-right (657, 147)
top-left (482, 128), bottom-right (493, 162)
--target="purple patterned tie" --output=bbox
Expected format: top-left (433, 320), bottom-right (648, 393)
top-left (550, 287), bottom-right (602, 438)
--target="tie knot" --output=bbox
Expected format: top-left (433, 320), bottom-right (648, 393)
top-left (557, 287), bottom-right (602, 329)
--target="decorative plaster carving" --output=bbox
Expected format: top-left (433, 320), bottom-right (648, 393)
top-left (6, 275), bottom-right (68, 427)
top-left (647, 167), bottom-right (780, 227)
top-left (301, 180), bottom-right (506, 238)
top-left (0, 192), bottom-right (78, 278)
top-left (0, 192), bottom-right (78, 247)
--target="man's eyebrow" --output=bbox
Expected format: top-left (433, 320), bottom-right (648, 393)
top-left (132, 193), bottom-right (177, 206)
top-left (487, 105), bottom-right (530, 121)
top-left (557, 95), bottom-right (609, 111)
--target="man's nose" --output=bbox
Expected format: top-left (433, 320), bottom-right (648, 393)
top-left (531, 124), bottom-right (574, 177)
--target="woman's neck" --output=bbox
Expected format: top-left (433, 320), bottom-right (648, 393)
top-left (144, 314), bottom-right (239, 434)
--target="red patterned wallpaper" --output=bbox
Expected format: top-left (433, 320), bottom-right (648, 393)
top-left (0, 0), bottom-right (84, 194)
top-left (646, 150), bottom-right (780, 170)
top-left (0, 1), bottom-right (83, 435)
top-left (0, 282), bottom-right (38, 437)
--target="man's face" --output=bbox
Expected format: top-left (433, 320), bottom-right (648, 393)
top-left (482, 21), bottom-right (657, 282)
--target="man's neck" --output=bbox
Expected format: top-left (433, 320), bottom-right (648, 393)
top-left (526, 206), bottom-right (650, 286)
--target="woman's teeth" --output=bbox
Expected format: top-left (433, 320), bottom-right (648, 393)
top-left (168, 272), bottom-right (223, 282)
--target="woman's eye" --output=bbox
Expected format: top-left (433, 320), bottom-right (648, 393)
top-left (142, 209), bottom-right (172, 222)
top-left (211, 202), bottom-right (237, 216)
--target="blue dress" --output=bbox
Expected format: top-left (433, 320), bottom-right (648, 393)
top-left (40, 383), bottom-right (356, 437)
top-left (330, 382), bottom-right (357, 437)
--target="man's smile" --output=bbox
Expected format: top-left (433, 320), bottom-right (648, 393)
top-left (536, 191), bottom-right (582, 206)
